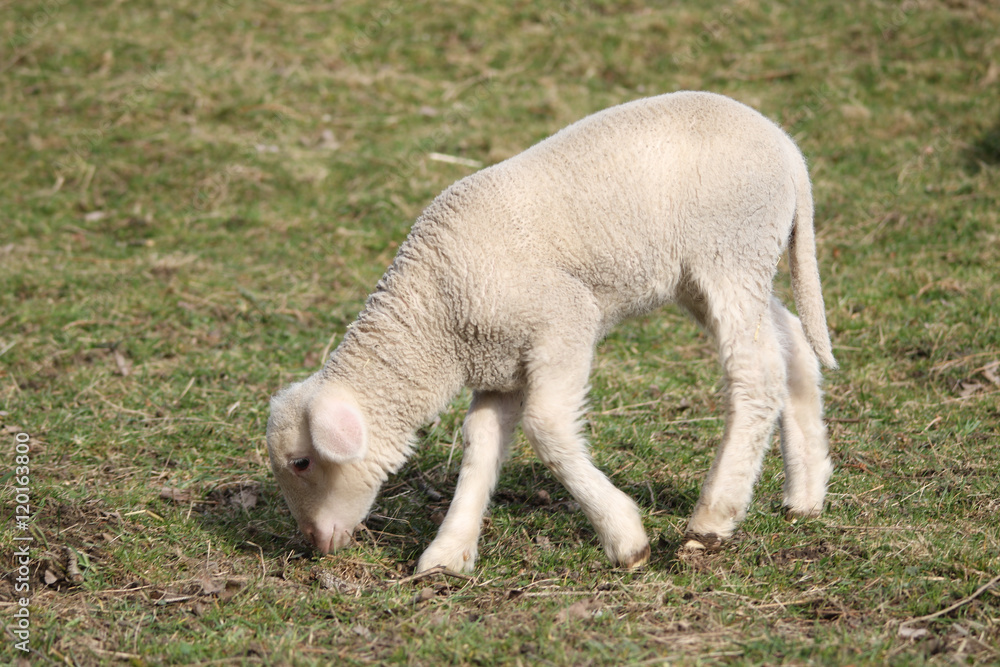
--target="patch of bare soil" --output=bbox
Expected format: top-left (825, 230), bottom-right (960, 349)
top-left (770, 539), bottom-right (865, 567)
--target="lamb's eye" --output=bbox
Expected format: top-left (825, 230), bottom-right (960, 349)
top-left (291, 458), bottom-right (311, 472)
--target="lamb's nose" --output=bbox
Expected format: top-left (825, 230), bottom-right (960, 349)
top-left (303, 526), bottom-right (333, 554)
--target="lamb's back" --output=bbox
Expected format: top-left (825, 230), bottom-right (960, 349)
top-left (429, 92), bottom-right (797, 307)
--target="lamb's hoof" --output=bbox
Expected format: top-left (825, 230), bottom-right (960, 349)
top-left (680, 532), bottom-right (723, 553)
top-left (416, 545), bottom-right (477, 574)
top-left (784, 506), bottom-right (822, 523)
top-left (616, 543), bottom-right (651, 569)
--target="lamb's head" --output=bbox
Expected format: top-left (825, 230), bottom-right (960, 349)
top-left (266, 381), bottom-right (379, 554)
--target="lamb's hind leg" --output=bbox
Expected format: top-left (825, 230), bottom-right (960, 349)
top-left (684, 290), bottom-right (787, 549)
top-left (520, 324), bottom-right (649, 568)
top-left (417, 391), bottom-right (522, 573)
top-left (771, 298), bottom-right (832, 518)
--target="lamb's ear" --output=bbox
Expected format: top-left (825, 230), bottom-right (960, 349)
top-left (307, 391), bottom-right (368, 463)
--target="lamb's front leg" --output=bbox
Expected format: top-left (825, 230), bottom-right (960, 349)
top-left (417, 391), bottom-right (522, 573)
top-left (520, 323), bottom-right (650, 569)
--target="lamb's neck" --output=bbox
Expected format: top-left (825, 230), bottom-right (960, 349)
top-left (322, 271), bottom-right (463, 467)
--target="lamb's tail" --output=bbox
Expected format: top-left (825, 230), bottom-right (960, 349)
top-left (789, 157), bottom-right (838, 369)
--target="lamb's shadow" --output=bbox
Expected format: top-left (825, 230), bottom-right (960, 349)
top-left (963, 118), bottom-right (1000, 174)
top-left (377, 458), bottom-right (702, 570)
top-left (487, 471), bottom-right (703, 573)
top-left (194, 480), bottom-right (312, 558)
top-left (197, 461), bottom-right (702, 570)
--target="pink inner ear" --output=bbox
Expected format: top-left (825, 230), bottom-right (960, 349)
top-left (308, 393), bottom-right (367, 462)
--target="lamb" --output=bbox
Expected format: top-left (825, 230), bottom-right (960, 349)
top-left (266, 91), bottom-right (837, 573)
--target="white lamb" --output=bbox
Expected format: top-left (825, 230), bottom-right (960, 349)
top-left (266, 91), bottom-right (837, 573)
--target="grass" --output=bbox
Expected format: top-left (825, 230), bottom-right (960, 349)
top-left (1, 0), bottom-right (998, 664)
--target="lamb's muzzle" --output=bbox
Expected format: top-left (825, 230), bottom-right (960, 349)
top-left (301, 522), bottom-right (351, 554)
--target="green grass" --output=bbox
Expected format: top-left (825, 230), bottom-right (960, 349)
top-left (2, 0), bottom-right (999, 664)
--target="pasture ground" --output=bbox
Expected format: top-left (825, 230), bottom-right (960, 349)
top-left (1, 1), bottom-right (998, 664)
